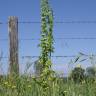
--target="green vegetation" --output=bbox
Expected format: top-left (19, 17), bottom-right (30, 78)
top-left (69, 66), bottom-right (85, 83)
top-left (0, 75), bottom-right (95, 96)
top-left (0, 0), bottom-right (96, 96)
top-left (33, 0), bottom-right (55, 96)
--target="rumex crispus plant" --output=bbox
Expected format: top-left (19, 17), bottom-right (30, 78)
top-left (34, 0), bottom-right (55, 96)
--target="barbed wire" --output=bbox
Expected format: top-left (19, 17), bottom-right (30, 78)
top-left (54, 37), bottom-right (96, 40)
top-left (0, 20), bottom-right (96, 59)
top-left (17, 21), bottom-right (96, 24)
top-left (1, 20), bottom-right (96, 24)
top-left (0, 56), bottom-right (74, 59)
top-left (0, 56), bottom-right (75, 59)
top-left (1, 54), bottom-right (96, 59)
top-left (1, 37), bottom-right (96, 42)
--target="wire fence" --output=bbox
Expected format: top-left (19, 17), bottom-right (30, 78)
top-left (0, 20), bottom-right (96, 75)
top-left (1, 20), bottom-right (96, 24)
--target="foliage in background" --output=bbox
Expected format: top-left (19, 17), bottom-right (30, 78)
top-left (86, 67), bottom-right (96, 77)
top-left (69, 66), bottom-right (85, 83)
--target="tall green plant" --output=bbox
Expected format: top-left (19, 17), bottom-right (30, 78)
top-left (39, 0), bottom-right (54, 76)
top-left (40, 0), bottom-right (54, 62)
top-left (36, 0), bottom-right (54, 95)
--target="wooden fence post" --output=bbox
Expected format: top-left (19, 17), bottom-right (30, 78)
top-left (8, 16), bottom-right (19, 75)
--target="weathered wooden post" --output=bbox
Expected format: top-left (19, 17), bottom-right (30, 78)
top-left (8, 16), bottom-right (19, 75)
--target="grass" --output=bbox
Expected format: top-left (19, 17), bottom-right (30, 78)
top-left (0, 75), bottom-right (96, 96)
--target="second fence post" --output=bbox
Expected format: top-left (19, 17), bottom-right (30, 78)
top-left (8, 16), bottom-right (19, 75)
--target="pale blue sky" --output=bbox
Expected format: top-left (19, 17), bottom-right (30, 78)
top-left (0, 0), bottom-right (96, 75)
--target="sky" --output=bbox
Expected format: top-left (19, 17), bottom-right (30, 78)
top-left (0, 0), bottom-right (96, 75)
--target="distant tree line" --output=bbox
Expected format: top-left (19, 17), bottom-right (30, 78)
top-left (69, 65), bottom-right (96, 83)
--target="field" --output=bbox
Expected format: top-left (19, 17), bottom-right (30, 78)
top-left (0, 76), bottom-right (96, 96)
